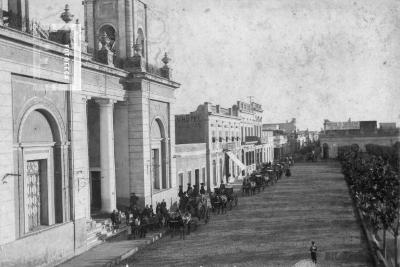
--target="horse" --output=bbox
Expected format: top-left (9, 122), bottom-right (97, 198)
top-left (250, 181), bottom-right (256, 195)
top-left (166, 212), bottom-right (185, 239)
top-left (209, 192), bottom-right (224, 214)
top-left (242, 179), bottom-right (251, 196)
top-left (218, 194), bottom-right (228, 214)
top-left (130, 216), bottom-right (141, 239)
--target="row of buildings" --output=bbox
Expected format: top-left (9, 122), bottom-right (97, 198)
top-left (175, 101), bottom-right (274, 192)
top-left (319, 120), bottom-right (399, 158)
top-left (0, 1), bottom-right (274, 266)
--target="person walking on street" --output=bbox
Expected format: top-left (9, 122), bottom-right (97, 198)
top-left (310, 241), bottom-right (317, 264)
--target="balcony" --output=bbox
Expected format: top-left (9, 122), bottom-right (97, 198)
top-left (242, 136), bottom-right (261, 145)
top-left (222, 142), bottom-right (237, 151)
top-left (0, 6), bottom-right (172, 80)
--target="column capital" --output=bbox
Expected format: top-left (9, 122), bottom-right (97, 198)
top-left (95, 98), bottom-right (116, 106)
top-left (84, 0), bottom-right (96, 4)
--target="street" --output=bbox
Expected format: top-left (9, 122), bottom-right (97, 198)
top-left (123, 162), bottom-right (373, 267)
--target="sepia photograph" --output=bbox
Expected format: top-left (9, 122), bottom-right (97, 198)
top-left (0, 0), bottom-right (399, 266)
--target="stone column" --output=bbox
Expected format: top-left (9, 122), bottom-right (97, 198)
top-left (125, 0), bottom-right (134, 57)
top-left (97, 99), bottom-right (117, 212)
top-left (84, 0), bottom-right (95, 53)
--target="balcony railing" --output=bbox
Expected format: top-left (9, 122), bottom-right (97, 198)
top-left (222, 142), bottom-right (237, 151)
top-left (244, 136), bottom-right (261, 143)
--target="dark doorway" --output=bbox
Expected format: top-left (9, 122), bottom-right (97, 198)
top-left (91, 171), bottom-right (101, 211)
top-left (225, 154), bottom-right (230, 179)
top-left (195, 169), bottom-right (200, 186)
top-left (323, 143), bottom-right (329, 159)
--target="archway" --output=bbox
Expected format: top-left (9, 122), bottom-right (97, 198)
top-left (323, 143), bottom-right (330, 159)
top-left (18, 108), bottom-right (66, 233)
top-left (151, 119), bottom-right (167, 190)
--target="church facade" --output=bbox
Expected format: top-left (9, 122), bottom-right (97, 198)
top-left (0, 0), bottom-right (179, 266)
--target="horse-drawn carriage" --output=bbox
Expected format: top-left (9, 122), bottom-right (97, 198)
top-left (210, 186), bottom-right (238, 213)
top-left (165, 211), bottom-right (197, 239)
top-left (178, 193), bottom-right (210, 224)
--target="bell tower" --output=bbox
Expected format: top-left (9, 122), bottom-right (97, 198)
top-left (84, 0), bottom-right (148, 66)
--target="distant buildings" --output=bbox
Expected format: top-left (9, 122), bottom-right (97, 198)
top-left (319, 120), bottom-right (399, 158)
top-left (175, 101), bottom-right (274, 190)
top-left (263, 118), bottom-right (297, 158)
top-left (297, 130), bottom-right (319, 149)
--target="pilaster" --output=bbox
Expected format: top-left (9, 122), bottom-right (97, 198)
top-left (0, 71), bottom-right (16, 244)
top-left (126, 89), bottom-right (150, 207)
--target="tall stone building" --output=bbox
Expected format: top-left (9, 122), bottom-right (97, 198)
top-left (0, 0), bottom-right (179, 266)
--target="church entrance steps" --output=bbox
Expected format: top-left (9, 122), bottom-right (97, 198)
top-left (86, 217), bottom-right (129, 251)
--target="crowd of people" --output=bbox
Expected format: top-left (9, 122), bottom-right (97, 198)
top-left (108, 200), bottom-right (170, 239)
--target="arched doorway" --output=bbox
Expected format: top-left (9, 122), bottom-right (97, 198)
top-left (212, 160), bottom-right (217, 186)
top-left (17, 107), bottom-right (67, 234)
top-left (323, 143), bottom-right (329, 159)
top-left (151, 119), bottom-right (168, 191)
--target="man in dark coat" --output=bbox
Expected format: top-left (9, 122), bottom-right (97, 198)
top-left (186, 183), bottom-right (193, 196)
top-left (192, 184), bottom-right (199, 197)
top-left (200, 183), bottom-right (206, 195)
top-left (178, 185), bottom-right (185, 199)
top-left (310, 241), bottom-right (317, 264)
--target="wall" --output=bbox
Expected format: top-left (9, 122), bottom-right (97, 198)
top-left (320, 135), bottom-right (400, 158)
top-left (176, 143), bottom-right (207, 188)
top-left (175, 114), bottom-right (205, 144)
top-left (0, 71), bottom-right (15, 245)
top-left (114, 102), bottom-right (130, 206)
top-left (87, 101), bottom-right (100, 169)
top-left (0, 222), bottom-right (74, 267)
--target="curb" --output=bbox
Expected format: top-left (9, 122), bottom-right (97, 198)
top-left (103, 231), bottom-right (165, 267)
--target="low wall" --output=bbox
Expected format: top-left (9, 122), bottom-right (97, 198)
top-left (0, 222), bottom-right (75, 267)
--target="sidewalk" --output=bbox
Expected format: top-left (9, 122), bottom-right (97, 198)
top-left (58, 230), bottom-right (165, 267)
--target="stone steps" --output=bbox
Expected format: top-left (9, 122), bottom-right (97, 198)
top-left (86, 218), bottom-right (128, 250)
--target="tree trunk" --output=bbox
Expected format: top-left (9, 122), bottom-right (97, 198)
top-left (383, 229), bottom-right (387, 259)
top-left (395, 223), bottom-right (399, 267)
top-left (395, 231), bottom-right (398, 267)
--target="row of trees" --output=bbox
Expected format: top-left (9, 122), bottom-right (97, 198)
top-left (339, 144), bottom-right (400, 266)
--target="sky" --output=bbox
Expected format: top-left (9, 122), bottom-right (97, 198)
top-left (33, 0), bottom-right (400, 130)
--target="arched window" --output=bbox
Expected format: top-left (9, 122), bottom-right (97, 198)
top-left (99, 24), bottom-right (116, 52)
top-left (151, 119), bottom-right (168, 190)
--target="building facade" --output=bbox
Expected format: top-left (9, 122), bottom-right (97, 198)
top-left (0, 1), bottom-right (179, 266)
top-left (233, 101), bottom-right (273, 171)
top-left (175, 103), bottom-right (242, 190)
top-left (263, 118), bottom-right (297, 157)
top-left (175, 143), bottom-right (207, 190)
top-left (320, 120), bottom-right (399, 158)
top-left (176, 101), bottom-right (272, 190)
